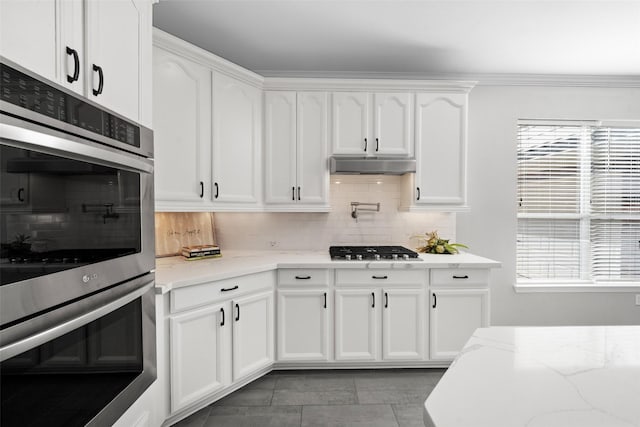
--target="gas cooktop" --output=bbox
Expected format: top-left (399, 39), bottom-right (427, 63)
top-left (329, 246), bottom-right (421, 261)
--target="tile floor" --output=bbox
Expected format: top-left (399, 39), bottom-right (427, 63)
top-left (171, 368), bottom-right (446, 427)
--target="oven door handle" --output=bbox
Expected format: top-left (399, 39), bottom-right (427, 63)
top-left (0, 277), bottom-right (154, 362)
top-left (0, 120), bottom-right (153, 174)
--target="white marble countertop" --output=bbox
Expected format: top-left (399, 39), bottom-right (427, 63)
top-left (154, 250), bottom-right (500, 292)
top-left (424, 325), bottom-right (640, 427)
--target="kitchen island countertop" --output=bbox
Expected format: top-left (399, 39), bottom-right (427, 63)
top-left (154, 250), bottom-right (500, 292)
top-left (424, 325), bottom-right (640, 427)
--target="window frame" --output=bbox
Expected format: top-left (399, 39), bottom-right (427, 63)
top-left (515, 119), bottom-right (640, 292)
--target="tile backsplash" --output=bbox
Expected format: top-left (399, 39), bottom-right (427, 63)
top-left (211, 175), bottom-right (454, 251)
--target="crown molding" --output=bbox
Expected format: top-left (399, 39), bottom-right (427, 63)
top-left (153, 28), bottom-right (264, 88)
top-left (257, 69), bottom-right (640, 88)
top-left (263, 77), bottom-right (476, 92)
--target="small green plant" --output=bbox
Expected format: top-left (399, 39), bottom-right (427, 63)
top-left (415, 230), bottom-right (468, 254)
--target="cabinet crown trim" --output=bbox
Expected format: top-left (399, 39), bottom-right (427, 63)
top-left (153, 28), bottom-right (264, 88)
top-left (263, 77), bottom-right (476, 92)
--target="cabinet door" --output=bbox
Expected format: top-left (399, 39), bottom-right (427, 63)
top-left (277, 289), bottom-right (330, 361)
top-left (232, 290), bottom-right (274, 381)
top-left (0, 0), bottom-right (58, 82)
top-left (335, 289), bottom-right (379, 361)
top-left (373, 92), bottom-right (413, 156)
top-left (85, 0), bottom-right (140, 120)
top-left (212, 72), bottom-right (261, 205)
top-left (430, 289), bottom-right (488, 360)
top-left (153, 47), bottom-right (211, 208)
top-left (264, 91), bottom-right (297, 204)
top-left (382, 288), bottom-right (424, 361)
top-left (297, 91), bottom-right (329, 205)
top-left (58, 0), bottom-right (85, 94)
top-left (331, 92), bottom-right (370, 155)
top-left (415, 93), bottom-right (467, 206)
top-left (169, 303), bottom-right (228, 412)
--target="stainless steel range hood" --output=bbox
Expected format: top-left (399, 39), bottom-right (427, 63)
top-left (329, 156), bottom-right (416, 175)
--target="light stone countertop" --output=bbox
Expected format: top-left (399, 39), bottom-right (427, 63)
top-left (424, 325), bottom-right (640, 427)
top-left (154, 250), bottom-right (500, 292)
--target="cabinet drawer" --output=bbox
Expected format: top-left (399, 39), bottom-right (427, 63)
top-left (278, 269), bottom-right (331, 287)
top-left (170, 271), bottom-right (275, 313)
top-left (430, 269), bottom-right (489, 288)
top-left (335, 269), bottom-right (424, 286)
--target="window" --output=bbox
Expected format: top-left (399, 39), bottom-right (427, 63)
top-left (517, 120), bottom-right (640, 285)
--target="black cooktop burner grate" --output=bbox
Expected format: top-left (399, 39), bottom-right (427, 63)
top-left (329, 245), bottom-right (420, 260)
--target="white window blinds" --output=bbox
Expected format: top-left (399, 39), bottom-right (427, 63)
top-left (517, 121), bottom-right (640, 284)
top-left (591, 127), bottom-right (640, 281)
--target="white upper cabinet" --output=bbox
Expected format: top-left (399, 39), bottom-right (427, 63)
top-left (211, 72), bottom-right (262, 206)
top-left (1, 0), bottom-right (149, 123)
top-left (153, 47), bottom-right (211, 208)
top-left (85, 0), bottom-right (141, 121)
top-left (331, 92), bottom-right (370, 155)
top-left (264, 91), bottom-right (329, 210)
top-left (331, 92), bottom-right (413, 157)
top-left (401, 91), bottom-right (469, 211)
top-left (264, 91), bottom-right (297, 204)
top-left (373, 93), bottom-right (414, 156)
top-left (153, 30), bottom-right (264, 211)
top-left (1, 0), bottom-right (58, 85)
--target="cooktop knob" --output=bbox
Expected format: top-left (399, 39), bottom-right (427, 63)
top-left (374, 254), bottom-right (381, 261)
top-left (345, 254), bottom-right (351, 260)
top-left (356, 254), bottom-right (363, 261)
top-left (392, 254), bottom-right (398, 260)
top-left (402, 254), bottom-right (410, 260)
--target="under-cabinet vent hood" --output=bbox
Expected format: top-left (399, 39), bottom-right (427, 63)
top-left (329, 156), bottom-right (416, 175)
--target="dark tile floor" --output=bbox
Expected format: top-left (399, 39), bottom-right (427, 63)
top-left (172, 368), bottom-right (446, 427)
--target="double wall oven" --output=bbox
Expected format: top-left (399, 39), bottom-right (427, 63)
top-left (0, 57), bottom-right (156, 426)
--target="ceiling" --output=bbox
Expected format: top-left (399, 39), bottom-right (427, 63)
top-left (153, 1), bottom-right (640, 80)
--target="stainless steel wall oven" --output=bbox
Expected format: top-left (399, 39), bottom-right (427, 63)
top-left (0, 57), bottom-right (156, 426)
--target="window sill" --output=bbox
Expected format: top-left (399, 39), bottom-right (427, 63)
top-left (514, 281), bottom-right (640, 293)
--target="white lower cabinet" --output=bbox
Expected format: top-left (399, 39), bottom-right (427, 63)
top-left (335, 289), bottom-right (380, 361)
top-left (232, 290), bottom-right (274, 381)
top-left (382, 288), bottom-right (425, 360)
top-left (335, 287), bottom-right (424, 362)
top-left (277, 289), bottom-right (331, 361)
top-left (429, 269), bottom-right (490, 361)
top-left (169, 302), bottom-right (228, 412)
top-left (168, 272), bottom-right (274, 413)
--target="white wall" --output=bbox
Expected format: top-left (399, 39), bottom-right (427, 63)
top-left (458, 85), bottom-right (640, 326)
top-left (215, 174), bottom-right (455, 251)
